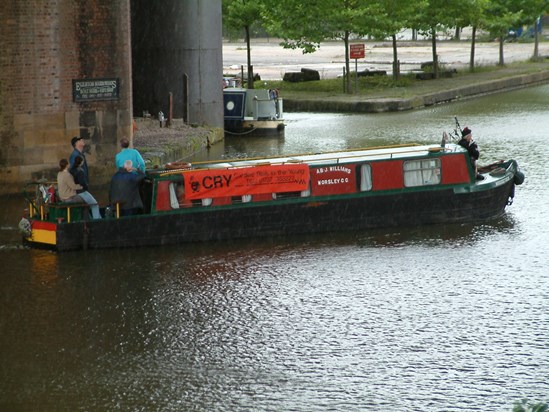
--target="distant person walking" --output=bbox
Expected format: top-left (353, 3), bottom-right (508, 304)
top-left (115, 137), bottom-right (146, 172)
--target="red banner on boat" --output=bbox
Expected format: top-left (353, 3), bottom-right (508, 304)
top-left (183, 164), bottom-right (310, 200)
top-left (311, 165), bottom-right (357, 196)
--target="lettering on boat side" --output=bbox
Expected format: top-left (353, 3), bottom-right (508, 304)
top-left (184, 165), bottom-right (310, 200)
top-left (315, 166), bottom-right (352, 174)
top-left (317, 178), bottom-right (350, 185)
top-left (311, 165), bottom-right (357, 196)
top-left (199, 175), bottom-right (233, 189)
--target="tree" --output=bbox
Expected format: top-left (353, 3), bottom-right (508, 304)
top-left (370, 0), bottom-right (427, 80)
top-left (223, 0), bottom-right (265, 88)
top-left (413, 0), bottom-right (462, 78)
top-left (453, 0), bottom-right (489, 72)
top-left (483, 0), bottom-right (523, 66)
top-left (264, 0), bottom-right (380, 93)
top-left (513, 0), bottom-right (549, 60)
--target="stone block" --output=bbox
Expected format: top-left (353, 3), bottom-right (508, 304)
top-left (416, 73), bottom-right (435, 80)
top-left (357, 70), bottom-right (387, 77)
top-left (283, 72), bottom-right (304, 82)
top-left (65, 111), bottom-right (80, 130)
top-left (23, 129), bottom-right (46, 147)
top-left (301, 68), bottom-right (320, 81)
top-left (34, 113), bottom-right (65, 129)
top-left (13, 113), bottom-right (34, 130)
top-left (23, 147), bottom-right (45, 165)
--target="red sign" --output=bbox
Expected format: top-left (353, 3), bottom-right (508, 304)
top-left (350, 43), bottom-right (365, 59)
top-left (311, 165), bottom-right (356, 196)
top-left (183, 164), bottom-right (310, 200)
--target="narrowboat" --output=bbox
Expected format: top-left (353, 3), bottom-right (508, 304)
top-left (20, 141), bottom-right (524, 251)
top-left (223, 87), bottom-right (285, 136)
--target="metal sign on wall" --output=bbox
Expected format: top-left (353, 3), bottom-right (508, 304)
top-left (72, 78), bottom-right (120, 102)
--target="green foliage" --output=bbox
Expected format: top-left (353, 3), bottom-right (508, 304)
top-left (483, 0), bottom-right (523, 37)
top-left (513, 399), bottom-right (548, 412)
top-left (255, 79), bottom-right (342, 93)
top-left (224, 0), bottom-right (549, 86)
top-left (255, 73), bottom-right (414, 94)
top-left (223, 0), bottom-right (265, 32)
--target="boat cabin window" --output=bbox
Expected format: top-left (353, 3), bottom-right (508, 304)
top-left (273, 191), bottom-right (302, 200)
top-left (359, 164), bottom-right (373, 191)
top-left (168, 182), bottom-right (195, 208)
top-left (403, 159), bottom-right (441, 187)
top-left (274, 185), bottom-right (311, 200)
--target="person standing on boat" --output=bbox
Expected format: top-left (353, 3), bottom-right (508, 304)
top-left (109, 160), bottom-right (146, 216)
top-left (458, 127), bottom-right (481, 179)
top-left (115, 137), bottom-right (146, 173)
top-left (69, 136), bottom-right (89, 182)
top-left (69, 155), bottom-right (102, 219)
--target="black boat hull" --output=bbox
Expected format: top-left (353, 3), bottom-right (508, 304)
top-left (48, 178), bottom-right (515, 251)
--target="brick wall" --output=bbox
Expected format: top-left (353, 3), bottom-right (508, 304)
top-left (0, 0), bottom-right (132, 194)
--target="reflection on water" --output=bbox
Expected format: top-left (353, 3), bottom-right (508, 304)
top-left (1, 85), bottom-right (549, 411)
top-left (354, 215), bottom-right (518, 248)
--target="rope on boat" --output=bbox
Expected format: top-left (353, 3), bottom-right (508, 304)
top-left (224, 127), bottom-right (257, 136)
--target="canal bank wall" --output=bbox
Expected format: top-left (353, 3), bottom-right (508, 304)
top-left (132, 68), bottom-right (549, 169)
top-left (284, 69), bottom-right (549, 113)
top-left (132, 118), bottom-right (221, 169)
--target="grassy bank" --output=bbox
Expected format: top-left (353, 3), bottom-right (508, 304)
top-left (256, 59), bottom-right (549, 102)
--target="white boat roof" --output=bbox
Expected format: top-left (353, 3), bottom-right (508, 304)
top-left (196, 143), bottom-right (465, 169)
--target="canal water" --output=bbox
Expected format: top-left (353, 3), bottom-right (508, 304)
top-left (1, 85), bottom-right (548, 411)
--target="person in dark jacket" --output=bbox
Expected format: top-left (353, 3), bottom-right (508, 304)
top-left (458, 126), bottom-right (482, 179)
top-left (109, 160), bottom-right (146, 216)
top-left (70, 155), bottom-right (89, 190)
top-left (69, 136), bottom-right (89, 182)
top-left (69, 155), bottom-right (102, 219)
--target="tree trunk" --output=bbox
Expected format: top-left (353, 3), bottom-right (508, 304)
top-left (344, 31), bottom-right (351, 94)
top-left (245, 25), bottom-right (254, 89)
top-left (469, 26), bottom-right (476, 72)
top-left (431, 27), bottom-right (438, 79)
top-left (498, 36), bottom-right (504, 66)
top-left (392, 34), bottom-right (399, 81)
top-left (533, 17), bottom-right (540, 60)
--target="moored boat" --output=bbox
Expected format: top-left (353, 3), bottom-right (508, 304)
top-left (19, 139), bottom-right (524, 251)
top-left (223, 87), bottom-right (285, 137)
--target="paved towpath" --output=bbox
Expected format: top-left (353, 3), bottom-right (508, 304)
top-left (223, 38), bottom-right (549, 80)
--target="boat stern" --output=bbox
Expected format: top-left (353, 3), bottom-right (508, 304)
top-left (22, 219), bottom-right (58, 249)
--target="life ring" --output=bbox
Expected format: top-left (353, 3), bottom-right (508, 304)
top-left (165, 161), bottom-right (192, 170)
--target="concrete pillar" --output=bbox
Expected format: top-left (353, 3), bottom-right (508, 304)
top-left (131, 0), bottom-right (223, 129)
